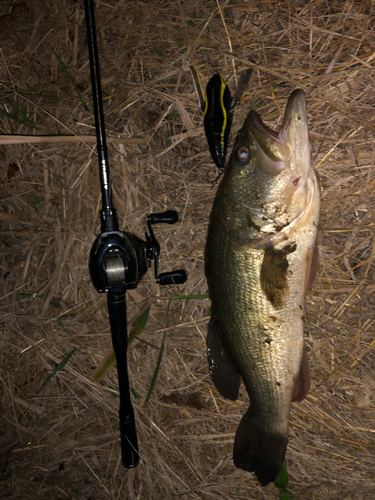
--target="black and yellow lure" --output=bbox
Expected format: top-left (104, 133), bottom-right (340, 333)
top-left (203, 74), bottom-right (232, 172)
top-left (191, 63), bottom-right (254, 172)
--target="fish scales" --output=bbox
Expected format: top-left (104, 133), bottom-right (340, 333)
top-left (205, 89), bottom-right (320, 486)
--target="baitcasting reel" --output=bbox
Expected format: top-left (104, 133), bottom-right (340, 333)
top-left (89, 209), bottom-right (187, 294)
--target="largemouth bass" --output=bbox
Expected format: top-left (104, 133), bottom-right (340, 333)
top-left (205, 90), bottom-right (320, 486)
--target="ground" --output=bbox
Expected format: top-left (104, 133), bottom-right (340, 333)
top-left (1, 1), bottom-right (375, 499)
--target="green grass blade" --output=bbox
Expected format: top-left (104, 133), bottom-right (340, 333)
top-left (4, 97), bottom-right (37, 128)
top-left (7, 97), bottom-right (37, 128)
top-left (128, 304), bottom-right (151, 345)
top-left (0, 109), bottom-right (36, 128)
top-left (92, 350), bottom-right (117, 383)
top-left (48, 43), bottom-right (89, 111)
top-left (92, 303), bottom-right (151, 383)
top-left (279, 489), bottom-right (292, 500)
top-left (145, 331), bottom-right (166, 403)
top-left (16, 108), bottom-right (36, 128)
top-left (35, 348), bottom-right (76, 396)
top-left (92, 296), bottom-right (207, 392)
top-left (145, 298), bottom-right (172, 402)
top-left (274, 464), bottom-right (289, 489)
top-left (170, 294), bottom-right (209, 300)
top-left (1, 91), bottom-right (59, 99)
top-left (57, 316), bottom-right (72, 338)
top-left (144, 295), bottom-right (209, 402)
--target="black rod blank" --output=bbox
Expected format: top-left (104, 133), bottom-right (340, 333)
top-left (84, 0), bottom-right (112, 214)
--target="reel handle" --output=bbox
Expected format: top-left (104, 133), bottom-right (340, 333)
top-left (147, 210), bottom-right (187, 286)
top-left (148, 210), bottom-right (178, 225)
top-left (158, 270), bottom-right (187, 286)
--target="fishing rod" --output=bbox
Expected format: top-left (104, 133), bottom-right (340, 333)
top-left (84, 0), bottom-right (187, 468)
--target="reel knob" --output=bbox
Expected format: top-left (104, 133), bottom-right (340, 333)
top-left (158, 270), bottom-right (187, 286)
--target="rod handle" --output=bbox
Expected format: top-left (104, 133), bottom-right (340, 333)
top-left (119, 403), bottom-right (139, 468)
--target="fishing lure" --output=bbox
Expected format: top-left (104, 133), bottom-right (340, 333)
top-left (191, 61), bottom-right (254, 172)
top-left (203, 73), bottom-right (232, 171)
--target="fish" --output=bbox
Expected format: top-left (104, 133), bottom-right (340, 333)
top-left (205, 89), bottom-right (320, 486)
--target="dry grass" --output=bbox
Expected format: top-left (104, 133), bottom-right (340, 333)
top-left (1, 1), bottom-right (375, 499)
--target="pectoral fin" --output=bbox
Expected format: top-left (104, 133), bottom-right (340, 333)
top-left (207, 317), bottom-right (241, 401)
top-left (292, 345), bottom-right (310, 402)
top-left (260, 243), bottom-right (297, 308)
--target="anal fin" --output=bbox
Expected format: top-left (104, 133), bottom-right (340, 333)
top-left (304, 242), bottom-right (319, 295)
top-left (207, 317), bottom-right (241, 401)
top-left (292, 345), bottom-right (310, 402)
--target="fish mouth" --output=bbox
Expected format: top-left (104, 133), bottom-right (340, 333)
top-left (245, 89), bottom-right (311, 180)
top-left (243, 90), bottom-right (318, 249)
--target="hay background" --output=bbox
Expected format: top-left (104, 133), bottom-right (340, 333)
top-left (1, 0), bottom-right (375, 499)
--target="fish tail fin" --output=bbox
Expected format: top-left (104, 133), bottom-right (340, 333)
top-left (233, 407), bottom-right (288, 486)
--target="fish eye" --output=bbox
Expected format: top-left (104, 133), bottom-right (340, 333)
top-left (236, 145), bottom-right (250, 163)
